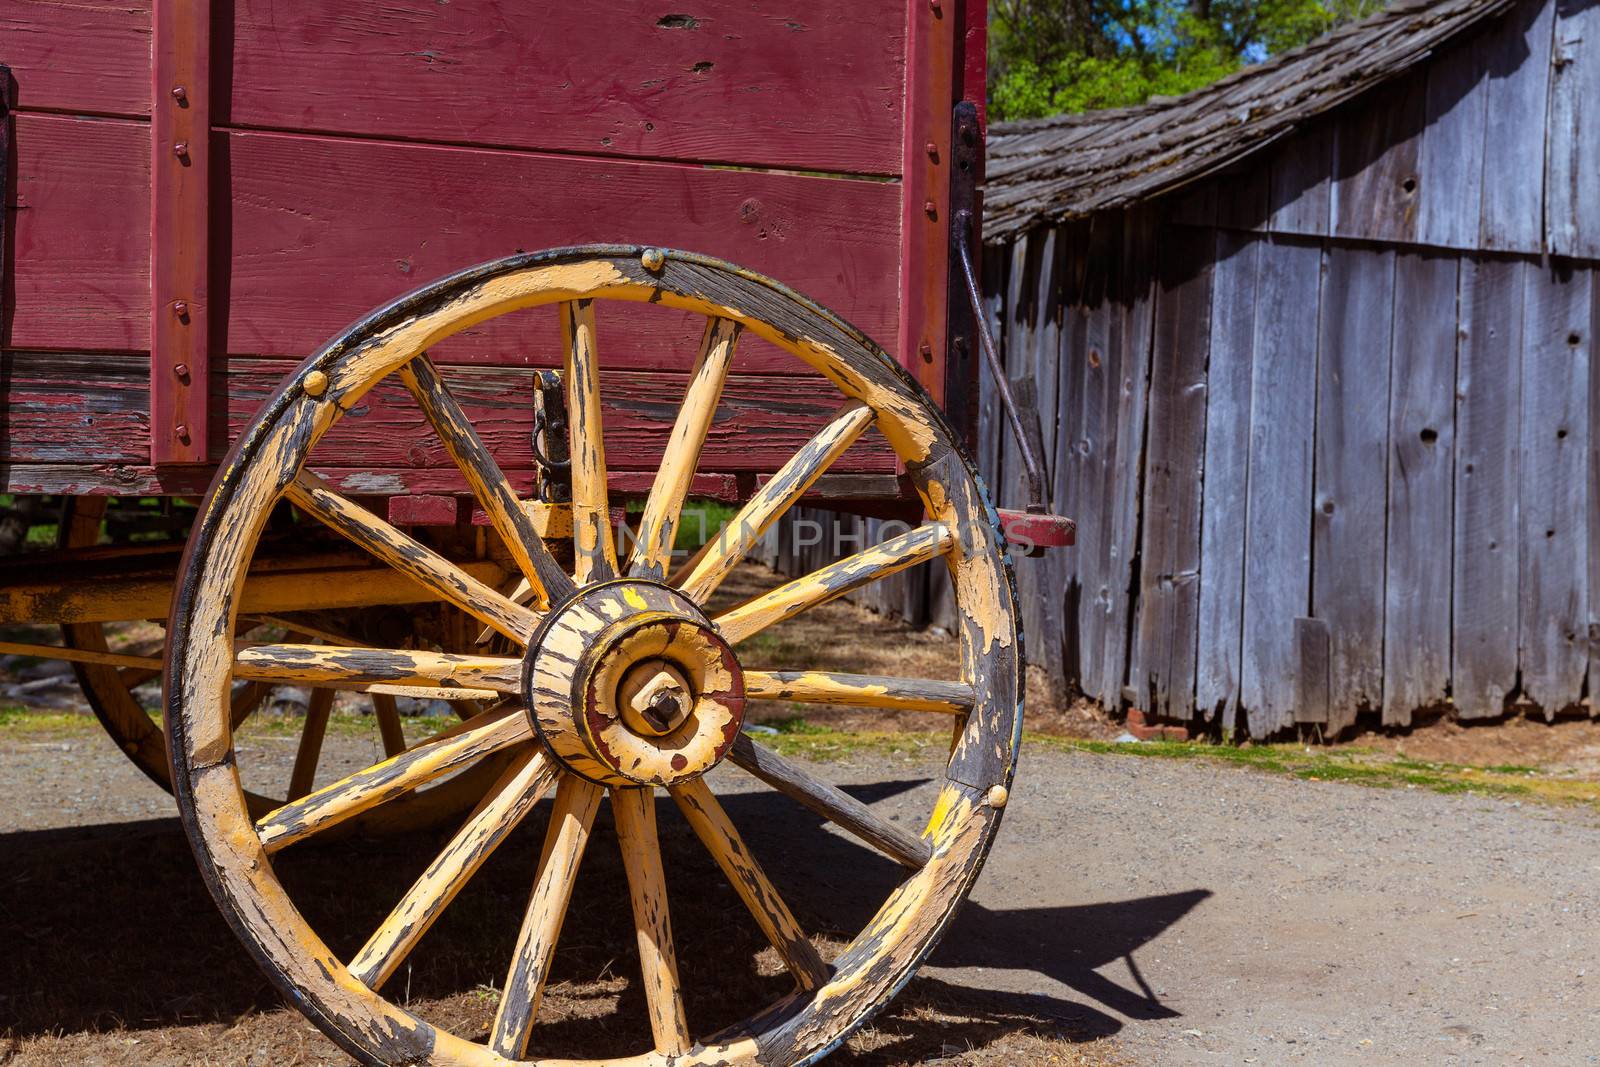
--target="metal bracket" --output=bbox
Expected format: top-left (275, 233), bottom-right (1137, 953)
top-left (952, 208), bottom-right (1048, 514)
top-left (942, 101), bottom-right (982, 452)
top-left (532, 370), bottom-right (572, 503)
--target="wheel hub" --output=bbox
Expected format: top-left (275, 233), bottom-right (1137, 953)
top-left (523, 580), bottom-right (746, 786)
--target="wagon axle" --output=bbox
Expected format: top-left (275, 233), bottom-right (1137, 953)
top-left (525, 579), bottom-right (746, 788)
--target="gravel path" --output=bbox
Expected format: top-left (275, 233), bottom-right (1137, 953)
top-left (3, 726), bottom-right (1597, 1065)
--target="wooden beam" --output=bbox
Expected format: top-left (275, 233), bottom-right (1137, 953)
top-left (150, 0), bottom-right (210, 463)
top-left (0, 559), bottom-right (510, 627)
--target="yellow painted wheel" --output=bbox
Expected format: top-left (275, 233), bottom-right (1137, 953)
top-left (166, 247), bottom-right (1021, 1065)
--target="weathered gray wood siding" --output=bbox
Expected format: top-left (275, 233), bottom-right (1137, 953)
top-left (768, 225), bottom-right (1594, 735)
top-left (763, 0), bottom-right (1598, 735)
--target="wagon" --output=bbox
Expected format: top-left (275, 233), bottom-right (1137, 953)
top-left (0, 2), bottom-right (1068, 1062)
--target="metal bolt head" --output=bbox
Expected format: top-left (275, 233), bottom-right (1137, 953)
top-left (923, 199), bottom-right (937, 219)
top-left (925, 140), bottom-right (939, 160)
top-left (987, 784), bottom-right (1009, 808)
top-left (172, 300), bottom-right (189, 318)
top-left (303, 370), bottom-right (330, 397)
top-left (173, 141), bottom-right (189, 158)
top-left (171, 85), bottom-right (187, 103)
top-left (919, 340), bottom-right (933, 363)
top-left (930, 0), bottom-right (941, 11)
top-left (641, 247), bottom-right (666, 272)
top-left (175, 423), bottom-right (191, 443)
top-left (173, 362), bottom-right (190, 379)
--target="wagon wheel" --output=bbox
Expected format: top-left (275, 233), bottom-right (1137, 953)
top-left (166, 247), bottom-right (1020, 1065)
top-left (57, 495), bottom-right (502, 822)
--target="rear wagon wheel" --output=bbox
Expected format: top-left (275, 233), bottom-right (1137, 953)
top-left (59, 494), bottom-right (503, 823)
top-left (166, 247), bottom-right (1021, 1065)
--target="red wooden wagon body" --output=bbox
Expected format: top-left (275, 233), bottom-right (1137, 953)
top-left (0, 8), bottom-right (1059, 1066)
top-left (2, 0), bottom-right (986, 508)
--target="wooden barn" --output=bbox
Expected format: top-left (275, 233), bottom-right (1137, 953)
top-left (773, 0), bottom-right (1599, 738)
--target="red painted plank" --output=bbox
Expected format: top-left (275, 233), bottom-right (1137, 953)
top-left (221, 130), bottom-right (904, 370)
top-left (220, 361), bottom-right (898, 475)
top-left (387, 495), bottom-right (461, 526)
top-left (897, 0), bottom-right (956, 405)
top-left (4, 114), bottom-right (149, 352)
top-left (224, 1), bottom-right (906, 176)
top-left (0, 0), bottom-right (151, 117)
top-left (7, 122), bottom-right (903, 370)
top-left (0, 463), bottom-right (754, 502)
top-left (0, 352), bottom-right (896, 476)
top-left (150, 0), bottom-right (211, 463)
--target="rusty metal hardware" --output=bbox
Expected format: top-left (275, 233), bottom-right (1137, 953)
top-left (532, 370), bottom-right (573, 502)
top-left (952, 207), bottom-right (1048, 514)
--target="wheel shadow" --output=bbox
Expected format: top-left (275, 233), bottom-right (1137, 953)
top-left (0, 779), bottom-right (1207, 1061)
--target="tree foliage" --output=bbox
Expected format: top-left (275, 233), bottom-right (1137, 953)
top-left (989, 0), bottom-right (1387, 120)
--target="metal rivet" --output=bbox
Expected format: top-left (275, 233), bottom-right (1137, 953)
top-left (923, 199), bottom-right (937, 218)
top-left (171, 85), bottom-right (187, 103)
top-left (303, 370), bottom-right (329, 397)
top-left (173, 141), bottom-right (189, 158)
top-left (172, 300), bottom-right (189, 318)
top-left (173, 362), bottom-right (190, 379)
top-left (987, 784), bottom-right (1009, 808)
top-left (925, 141), bottom-right (938, 160)
top-left (175, 423), bottom-right (190, 442)
top-left (641, 248), bottom-right (666, 271)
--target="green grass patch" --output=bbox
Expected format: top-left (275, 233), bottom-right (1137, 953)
top-left (0, 706), bottom-right (95, 732)
top-left (1034, 735), bottom-right (1598, 808)
top-left (4, 700), bottom-right (1595, 813)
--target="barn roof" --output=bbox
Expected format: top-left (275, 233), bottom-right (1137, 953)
top-left (983, 0), bottom-right (1516, 240)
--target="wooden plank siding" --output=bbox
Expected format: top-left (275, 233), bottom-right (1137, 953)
top-left (1518, 262), bottom-right (1591, 716)
top-left (1383, 252), bottom-right (1460, 726)
top-left (1128, 226), bottom-right (1212, 721)
top-left (1454, 257), bottom-right (1525, 719)
top-left (1195, 232), bottom-right (1258, 728)
top-left (767, 227), bottom-right (1594, 738)
top-left (1311, 245), bottom-right (1395, 734)
top-left (1239, 239), bottom-right (1323, 736)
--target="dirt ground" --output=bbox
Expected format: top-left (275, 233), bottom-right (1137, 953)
top-left (6, 718), bottom-right (1600, 1066)
top-left (5, 564), bottom-right (1600, 1065)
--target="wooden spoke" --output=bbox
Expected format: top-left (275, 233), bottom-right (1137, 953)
top-left (351, 750), bottom-right (559, 990)
top-left (678, 401), bottom-right (874, 602)
top-left (0, 640), bottom-right (156, 671)
top-left (239, 614), bottom-right (373, 648)
top-left (744, 670), bottom-right (973, 715)
top-left (230, 680), bottom-right (277, 730)
top-left (560, 300), bottom-right (619, 584)
top-left (371, 693), bottom-right (408, 758)
top-left (398, 355), bottom-right (575, 606)
top-left (729, 736), bottom-right (931, 870)
top-left (288, 688), bottom-right (335, 801)
top-left (363, 683), bottom-right (500, 702)
top-left (255, 709), bottom-right (533, 852)
top-left (669, 777), bottom-right (828, 990)
top-left (715, 522), bottom-right (955, 645)
top-left (285, 472), bottom-right (539, 643)
top-left (629, 317), bottom-right (741, 580)
top-left (612, 787), bottom-right (690, 1054)
top-left (235, 643), bottom-right (522, 694)
top-left (490, 774), bottom-right (605, 1059)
